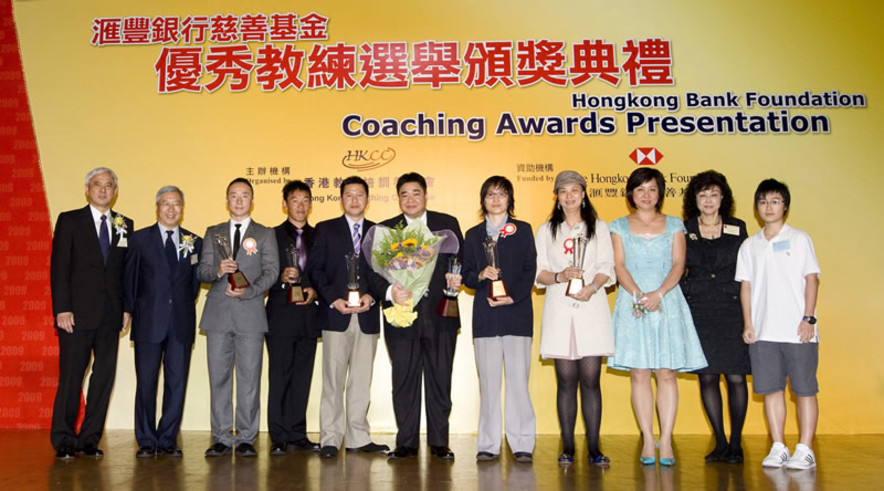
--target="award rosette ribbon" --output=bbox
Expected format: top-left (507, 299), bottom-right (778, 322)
top-left (483, 237), bottom-right (509, 300)
top-left (565, 235), bottom-right (587, 296)
top-left (285, 244), bottom-right (306, 303)
top-left (345, 252), bottom-right (362, 307)
top-left (362, 220), bottom-right (459, 327)
top-left (213, 233), bottom-right (250, 289)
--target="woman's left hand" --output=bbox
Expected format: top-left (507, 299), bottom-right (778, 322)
top-left (640, 290), bottom-right (664, 312)
top-left (487, 296), bottom-right (514, 307)
top-left (567, 285), bottom-right (595, 302)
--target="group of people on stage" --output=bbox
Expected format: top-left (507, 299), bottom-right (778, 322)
top-left (48, 166), bottom-right (821, 472)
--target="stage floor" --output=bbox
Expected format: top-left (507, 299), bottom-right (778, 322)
top-left (4, 430), bottom-right (881, 490)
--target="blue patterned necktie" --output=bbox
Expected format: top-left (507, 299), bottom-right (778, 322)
top-left (99, 215), bottom-right (110, 263)
top-left (165, 230), bottom-right (178, 271)
top-left (352, 223), bottom-right (361, 255)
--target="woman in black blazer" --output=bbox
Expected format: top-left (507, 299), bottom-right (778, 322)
top-left (462, 176), bottom-right (537, 463)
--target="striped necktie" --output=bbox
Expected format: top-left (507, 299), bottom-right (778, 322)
top-left (352, 223), bottom-right (361, 254)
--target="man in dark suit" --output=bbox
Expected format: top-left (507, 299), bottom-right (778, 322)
top-left (50, 167), bottom-right (133, 459)
top-left (124, 185), bottom-right (202, 458)
top-left (264, 180), bottom-right (321, 455)
top-left (382, 172), bottom-right (463, 460)
top-left (309, 176), bottom-right (389, 458)
top-left (197, 178), bottom-right (279, 458)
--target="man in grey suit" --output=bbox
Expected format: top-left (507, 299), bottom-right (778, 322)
top-left (197, 178), bottom-right (279, 457)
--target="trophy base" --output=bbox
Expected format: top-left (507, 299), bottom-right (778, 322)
top-left (346, 289), bottom-right (361, 308)
top-left (288, 284), bottom-right (305, 304)
top-left (566, 278), bottom-right (584, 296)
top-left (229, 270), bottom-right (251, 290)
top-left (436, 296), bottom-right (459, 318)
top-left (488, 279), bottom-right (509, 300)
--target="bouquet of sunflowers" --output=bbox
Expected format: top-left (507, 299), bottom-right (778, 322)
top-left (363, 220), bottom-right (459, 327)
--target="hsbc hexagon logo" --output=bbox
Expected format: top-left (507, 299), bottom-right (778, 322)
top-left (629, 147), bottom-right (663, 166)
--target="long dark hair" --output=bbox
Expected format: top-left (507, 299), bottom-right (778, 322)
top-left (549, 191), bottom-right (597, 240)
top-left (682, 170), bottom-right (735, 220)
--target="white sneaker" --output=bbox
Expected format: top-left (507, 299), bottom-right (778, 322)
top-left (785, 444), bottom-right (816, 470)
top-left (762, 443), bottom-right (791, 468)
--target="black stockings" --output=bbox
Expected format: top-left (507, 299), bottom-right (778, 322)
top-left (555, 356), bottom-right (603, 456)
top-left (698, 373), bottom-right (748, 450)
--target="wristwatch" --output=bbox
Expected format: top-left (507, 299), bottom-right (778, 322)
top-left (802, 316), bottom-right (817, 324)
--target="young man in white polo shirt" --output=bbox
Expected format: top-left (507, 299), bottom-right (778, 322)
top-left (735, 179), bottom-right (821, 470)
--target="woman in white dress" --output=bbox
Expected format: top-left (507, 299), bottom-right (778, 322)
top-left (535, 170), bottom-right (615, 466)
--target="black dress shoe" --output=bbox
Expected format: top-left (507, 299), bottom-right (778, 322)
top-left (161, 446), bottom-right (183, 458)
top-left (387, 447), bottom-right (418, 460)
top-left (82, 444), bottom-right (104, 458)
top-left (513, 451), bottom-right (533, 463)
top-left (705, 445), bottom-right (729, 462)
top-left (476, 451), bottom-right (498, 461)
top-left (270, 443), bottom-right (287, 455)
top-left (288, 438), bottom-right (321, 452)
top-left (346, 442), bottom-right (390, 454)
top-left (319, 446), bottom-right (338, 458)
top-left (726, 444), bottom-right (744, 463)
top-left (430, 445), bottom-right (455, 460)
top-left (235, 443), bottom-right (258, 457)
top-left (136, 446), bottom-right (156, 458)
top-left (205, 443), bottom-right (232, 457)
top-left (55, 445), bottom-right (76, 460)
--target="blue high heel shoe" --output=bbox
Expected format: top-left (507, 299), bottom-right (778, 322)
top-left (660, 457), bottom-right (676, 466)
top-left (640, 456), bottom-right (656, 465)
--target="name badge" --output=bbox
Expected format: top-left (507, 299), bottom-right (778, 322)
top-left (118, 237), bottom-right (128, 248)
top-left (190, 254), bottom-right (199, 265)
top-left (723, 224), bottom-right (740, 236)
top-left (772, 240), bottom-right (791, 252)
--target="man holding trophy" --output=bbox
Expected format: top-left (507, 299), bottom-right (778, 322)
top-left (197, 178), bottom-right (279, 458)
top-left (308, 176), bottom-right (389, 458)
top-left (264, 180), bottom-right (321, 455)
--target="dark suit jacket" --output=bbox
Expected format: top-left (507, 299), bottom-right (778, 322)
top-left (50, 205), bottom-right (132, 331)
top-left (265, 221), bottom-right (319, 338)
top-left (380, 211), bottom-right (464, 340)
top-left (681, 216), bottom-right (748, 301)
top-left (462, 218), bottom-right (536, 338)
top-left (123, 224), bottom-right (203, 345)
top-left (308, 216), bottom-right (385, 334)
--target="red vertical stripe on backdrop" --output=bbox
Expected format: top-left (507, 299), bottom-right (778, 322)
top-left (0, 0), bottom-right (60, 429)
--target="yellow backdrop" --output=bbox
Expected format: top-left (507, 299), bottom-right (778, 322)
top-left (14, 0), bottom-right (884, 436)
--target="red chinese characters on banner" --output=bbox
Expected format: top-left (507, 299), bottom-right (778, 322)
top-left (622, 38), bottom-right (674, 86)
top-left (359, 42), bottom-right (409, 89)
top-left (240, 14), bottom-right (269, 43)
top-left (204, 45), bottom-right (254, 92)
top-left (121, 17), bottom-right (151, 45)
top-left (299, 12), bottom-right (329, 40)
top-left (570, 39), bottom-right (620, 86)
top-left (412, 41), bottom-right (461, 89)
top-left (516, 39), bottom-right (567, 87)
top-left (91, 18), bottom-right (122, 46)
top-left (464, 41), bottom-right (515, 88)
top-left (306, 42), bottom-right (357, 90)
top-left (256, 44), bottom-right (305, 91)
top-left (151, 17), bottom-right (180, 45)
top-left (210, 14), bottom-right (240, 43)
top-left (155, 47), bottom-right (203, 93)
top-left (180, 16), bottom-right (209, 44)
top-left (269, 13), bottom-right (300, 42)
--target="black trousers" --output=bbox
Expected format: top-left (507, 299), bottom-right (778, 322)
top-left (265, 334), bottom-right (318, 445)
top-left (386, 325), bottom-right (457, 449)
top-left (50, 316), bottom-right (119, 450)
top-left (134, 334), bottom-right (193, 449)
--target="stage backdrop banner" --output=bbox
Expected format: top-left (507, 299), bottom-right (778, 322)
top-left (4, 0), bottom-right (882, 435)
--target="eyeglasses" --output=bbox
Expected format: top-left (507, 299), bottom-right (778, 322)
top-left (485, 191), bottom-right (509, 199)
top-left (757, 199), bottom-right (784, 206)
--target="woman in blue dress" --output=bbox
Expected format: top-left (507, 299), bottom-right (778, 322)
top-left (609, 168), bottom-right (707, 466)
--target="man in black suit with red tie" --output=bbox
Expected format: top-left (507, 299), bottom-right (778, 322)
top-left (50, 167), bottom-right (133, 459)
top-left (383, 172), bottom-right (464, 461)
top-left (124, 185), bottom-right (203, 458)
top-left (264, 180), bottom-right (321, 455)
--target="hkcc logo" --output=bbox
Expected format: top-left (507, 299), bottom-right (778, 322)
top-left (341, 148), bottom-right (397, 171)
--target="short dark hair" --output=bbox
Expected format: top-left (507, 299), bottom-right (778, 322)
top-left (282, 180), bottom-right (311, 200)
top-left (754, 178), bottom-right (791, 209)
top-left (479, 176), bottom-right (515, 217)
top-left (396, 172), bottom-right (427, 193)
top-left (626, 167), bottom-right (665, 211)
top-left (226, 177), bottom-right (253, 195)
top-left (682, 170), bottom-right (735, 220)
top-left (340, 176), bottom-right (369, 197)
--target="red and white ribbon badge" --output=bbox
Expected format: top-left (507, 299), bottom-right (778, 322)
top-left (499, 222), bottom-right (517, 238)
top-left (243, 237), bottom-right (258, 256)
